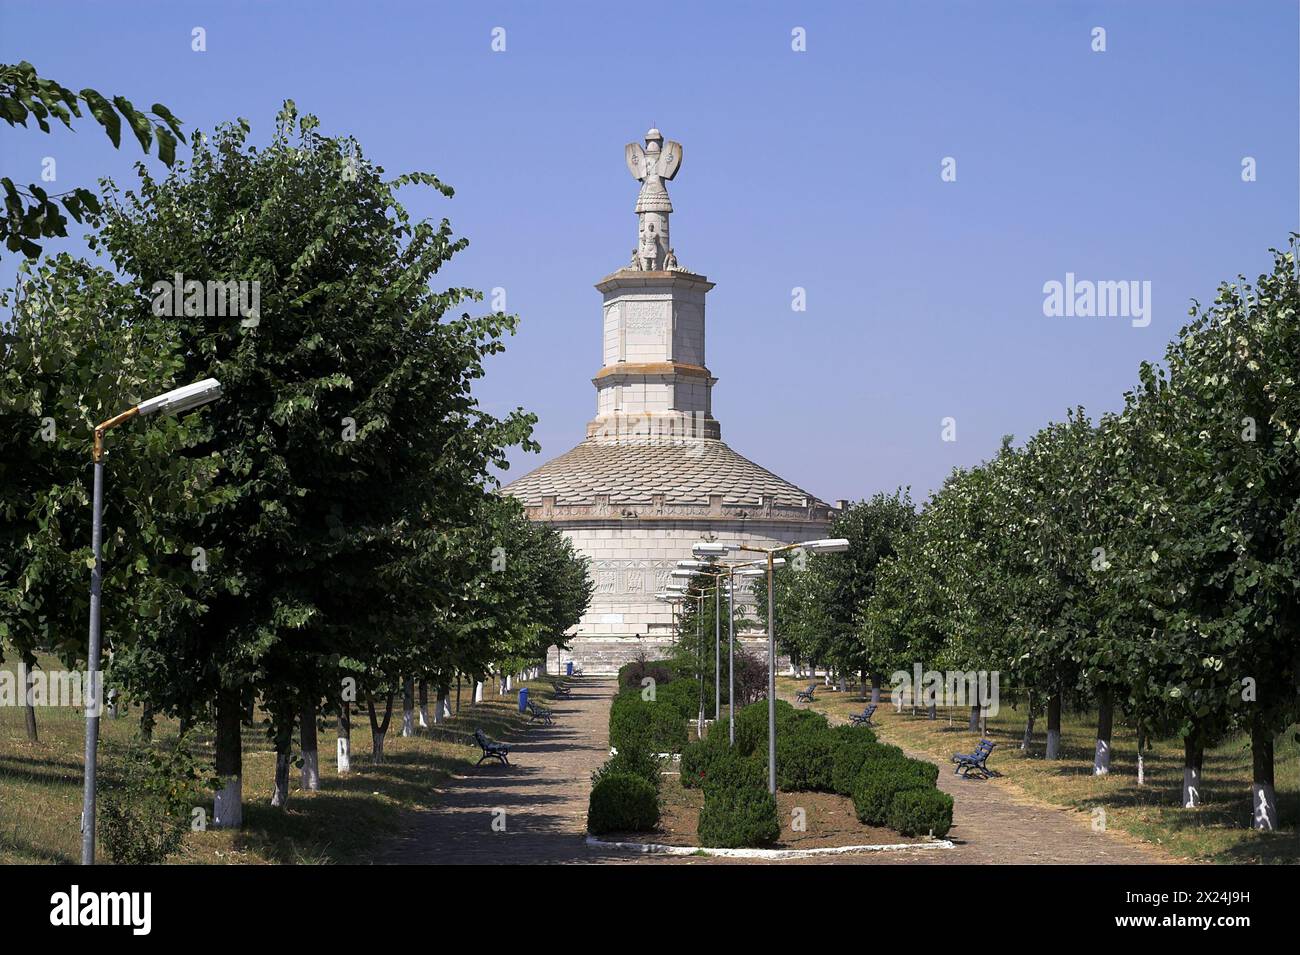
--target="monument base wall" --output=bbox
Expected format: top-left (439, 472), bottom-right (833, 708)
top-left (547, 636), bottom-right (790, 677)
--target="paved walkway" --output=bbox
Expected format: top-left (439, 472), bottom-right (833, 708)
top-left (377, 678), bottom-right (626, 864)
top-left (378, 679), bottom-right (1174, 865)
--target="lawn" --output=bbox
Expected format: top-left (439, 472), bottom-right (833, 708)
top-left (0, 655), bottom-right (552, 864)
top-left (777, 675), bottom-right (1299, 864)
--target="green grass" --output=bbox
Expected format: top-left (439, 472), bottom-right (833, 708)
top-left (778, 675), bottom-right (1299, 864)
top-left (0, 656), bottom-right (554, 864)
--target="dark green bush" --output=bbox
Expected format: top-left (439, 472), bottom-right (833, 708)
top-left (829, 725), bottom-right (882, 795)
top-left (592, 744), bottom-right (662, 791)
top-left (696, 751), bottom-right (779, 848)
top-left (852, 765), bottom-right (929, 827)
top-left (733, 698), bottom-right (796, 756)
top-left (587, 772), bottom-right (660, 834)
top-left (888, 788), bottom-right (954, 838)
top-left (679, 731), bottom-right (731, 789)
top-left (609, 692), bottom-right (688, 754)
top-left (654, 677), bottom-right (704, 722)
top-left (774, 720), bottom-right (834, 792)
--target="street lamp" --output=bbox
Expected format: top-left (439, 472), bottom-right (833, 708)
top-left (695, 537), bottom-right (849, 793)
top-left (82, 378), bottom-right (222, 865)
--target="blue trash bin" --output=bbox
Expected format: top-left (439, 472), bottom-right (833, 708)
top-left (566, 661), bottom-right (574, 676)
top-left (518, 687), bottom-right (528, 713)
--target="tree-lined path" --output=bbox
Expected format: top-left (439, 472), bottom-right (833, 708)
top-left (377, 678), bottom-right (624, 864)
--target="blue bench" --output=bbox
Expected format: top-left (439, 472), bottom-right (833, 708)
top-left (795, 684), bottom-right (816, 703)
top-left (952, 738), bottom-right (996, 778)
top-left (849, 703), bottom-right (877, 726)
top-left (553, 682), bottom-right (573, 699)
top-left (474, 728), bottom-right (510, 765)
top-left (527, 700), bottom-right (554, 726)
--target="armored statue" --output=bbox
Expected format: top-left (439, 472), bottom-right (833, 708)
top-left (624, 127), bottom-right (682, 271)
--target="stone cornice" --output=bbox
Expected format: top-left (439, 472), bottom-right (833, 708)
top-left (595, 269), bottom-right (715, 293)
top-left (523, 492), bottom-right (834, 527)
top-left (592, 361), bottom-right (713, 382)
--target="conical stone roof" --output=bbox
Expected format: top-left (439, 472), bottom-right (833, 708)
top-left (502, 437), bottom-right (826, 509)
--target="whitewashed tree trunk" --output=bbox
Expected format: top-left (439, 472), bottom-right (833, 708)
top-left (870, 673), bottom-right (881, 705)
top-left (300, 693), bottom-right (319, 791)
top-left (401, 676), bottom-right (415, 737)
top-left (927, 703), bottom-right (937, 720)
top-left (1021, 712), bottom-right (1035, 750)
top-left (271, 752), bottom-right (291, 808)
top-left (473, 680), bottom-right (484, 703)
top-left (214, 776), bottom-right (242, 829)
top-left (1046, 694), bottom-right (1061, 760)
top-left (336, 696), bottom-right (352, 774)
top-left (1251, 719), bottom-right (1278, 830)
top-left (418, 680), bottom-right (430, 730)
top-left (1094, 689), bottom-right (1114, 775)
top-left (968, 704), bottom-right (980, 732)
top-left (434, 687), bottom-right (449, 723)
top-left (1182, 734), bottom-right (1204, 806)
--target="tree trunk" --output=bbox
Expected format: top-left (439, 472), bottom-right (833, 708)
top-left (1182, 733), bottom-right (1204, 807)
top-left (367, 689), bottom-right (394, 766)
top-left (968, 705), bottom-right (980, 732)
top-left (870, 673), bottom-right (881, 705)
top-left (1045, 694), bottom-right (1061, 760)
top-left (213, 686), bottom-right (244, 828)
top-left (418, 679), bottom-right (430, 730)
top-left (300, 690), bottom-right (319, 791)
top-left (401, 675), bottom-right (415, 737)
top-left (1250, 717), bottom-right (1278, 831)
top-left (336, 694), bottom-right (352, 774)
top-left (927, 702), bottom-right (937, 720)
top-left (1136, 726), bottom-right (1145, 786)
top-left (455, 674), bottom-right (461, 713)
top-left (140, 704), bottom-right (155, 743)
top-left (271, 751), bottom-right (291, 808)
top-left (473, 679), bottom-right (484, 704)
top-left (1094, 688), bottom-right (1113, 775)
top-left (434, 685), bottom-right (450, 724)
top-left (1021, 712), bottom-right (1035, 751)
top-left (20, 655), bottom-right (38, 742)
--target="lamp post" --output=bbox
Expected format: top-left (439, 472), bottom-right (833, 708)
top-left (81, 378), bottom-right (222, 865)
top-left (694, 538), bottom-right (849, 794)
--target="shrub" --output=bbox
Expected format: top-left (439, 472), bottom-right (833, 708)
top-left (733, 698), bottom-right (797, 756)
top-left (697, 751), bottom-right (779, 848)
top-left (775, 720), bottom-right (834, 792)
top-left (829, 725), bottom-right (882, 795)
top-left (617, 657), bottom-right (679, 692)
top-left (654, 678), bottom-right (703, 722)
top-left (587, 772), bottom-right (660, 834)
top-left (100, 736), bottom-right (211, 865)
top-left (888, 788), bottom-right (954, 838)
top-left (592, 744), bottom-right (662, 791)
top-left (680, 732), bottom-right (730, 789)
top-left (852, 765), bottom-right (929, 827)
top-left (609, 692), bottom-right (688, 754)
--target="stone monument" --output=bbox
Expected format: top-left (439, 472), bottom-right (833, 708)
top-left (503, 127), bottom-right (837, 674)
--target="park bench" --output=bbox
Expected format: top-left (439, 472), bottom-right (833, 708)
top-left (527, 700), bottom-right (554, 726)
top-left (849, 703), bottom-right (877, 726)
top-left (952, 738), bottom-right (996, 778)
top-left (473, 728), bottom-right (510, 766)
top-left (795, 684), bottom-right (816, 703)
top-left (553, 682), bottom-right (573, 699)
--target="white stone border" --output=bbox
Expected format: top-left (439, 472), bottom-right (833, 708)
top-left (585, 835), bottom-right (955, 859)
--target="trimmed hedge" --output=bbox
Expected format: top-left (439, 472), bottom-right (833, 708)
top-left (775, 719), bottom-right (835, 792)
top-left (593, 745), bottom-right (662, 791)
top-left (696, 751), bottom-right (779, 848)
top-left (587, 772), bottom-right (660, 834)
top-left (888, 787), bottom-right (954, 838)
top-left (679, 730), bottom-right (729, 790)
top-left (654, 677), bottom-right (705, 722)
top-left (609, 691), bottom-right (688, 754)
top-left (852, 764), bottom-right (929, 826)
top-left (829, 725), bottom-right (881, 795)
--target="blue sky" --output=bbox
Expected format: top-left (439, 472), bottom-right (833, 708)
top-left (3, 0), bottom-right (1297, 503)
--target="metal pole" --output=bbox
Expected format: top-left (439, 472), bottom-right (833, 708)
top-left (81, 459), bottom-right (105, 865)
top-left (728, 567), bottom-right (736, 745)
top-left (767, 550), bottom-right (777, 795)
top-left (714, 581), bottom-right (720, 727)
top-left (697, 592), bottom-right (704, 738)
